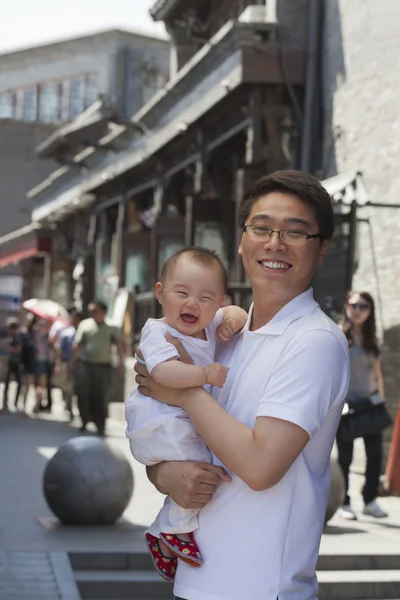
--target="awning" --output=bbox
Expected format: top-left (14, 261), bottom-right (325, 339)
top-left (0, 223), bottom-right (52, 270)
top-left (321, 171), bottom-right (370, 205)
top-left (36, 99), bottom-right (122, 159)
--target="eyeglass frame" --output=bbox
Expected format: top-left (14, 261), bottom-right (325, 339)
top-left (241, 224), bottom-right (324, 246)
top-left (347, 302), bottom-right (370, 312)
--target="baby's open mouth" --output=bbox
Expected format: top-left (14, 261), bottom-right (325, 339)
top-left (181, 314), bottom-right (198, 324)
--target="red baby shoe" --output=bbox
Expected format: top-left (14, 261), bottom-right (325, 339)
top-left (159, 532), bottom-right (202, 567)
top-left (145, 532), bottom-right (177, 581)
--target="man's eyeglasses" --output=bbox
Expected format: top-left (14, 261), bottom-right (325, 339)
top-left (242, 225), bottom-right (323, 247)
top-left (348, 302), bottom-right (370, 312)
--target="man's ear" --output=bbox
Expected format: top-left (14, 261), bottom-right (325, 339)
top-left (318, 241), bottom-right (328, 265)
top-left (155, 282), bottom-right (163, 304)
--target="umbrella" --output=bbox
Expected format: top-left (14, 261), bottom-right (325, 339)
top-left (22, 299), bottom-right (70, 323)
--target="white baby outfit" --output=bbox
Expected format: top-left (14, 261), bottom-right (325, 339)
top-left (125, 309), bottom-right (224, 536)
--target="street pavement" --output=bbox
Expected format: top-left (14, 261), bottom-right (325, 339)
top-left (1, 382), bottom-right (400, 598)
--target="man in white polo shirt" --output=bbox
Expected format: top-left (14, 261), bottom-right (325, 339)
top-left (135, 170), bottom-right (350, 600)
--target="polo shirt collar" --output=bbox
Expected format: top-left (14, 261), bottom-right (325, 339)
top-left (243, 288), bottom-right (318, 336)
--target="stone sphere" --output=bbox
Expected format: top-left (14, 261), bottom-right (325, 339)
top-left (325, 456), bottom-right (345, 524)
top-left (43, 436), bottom-right (134, 525)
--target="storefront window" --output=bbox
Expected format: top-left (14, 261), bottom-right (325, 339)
top-left (194, 222), bottom-right (229, 267)
top-left (51, 269), bottom-right (70, 307)
top-left (158, 237), bottom-right (185, 276)
top-left (125, 249), bottom-right (150, 294)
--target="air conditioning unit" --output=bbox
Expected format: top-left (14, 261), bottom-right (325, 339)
top-left (238, 2), bottom-right (277, 24)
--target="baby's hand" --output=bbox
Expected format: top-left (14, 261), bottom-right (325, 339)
top-left (217, 318), bottom-right (242, 342)
top-left (205, 363), bottom-right (230, 388)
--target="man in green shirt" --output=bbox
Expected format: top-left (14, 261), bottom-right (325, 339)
top-left (70, 300), bottom-right (125, 435)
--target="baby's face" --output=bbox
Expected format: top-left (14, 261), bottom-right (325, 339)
top-left (155, 256), bottom-right (225, 336)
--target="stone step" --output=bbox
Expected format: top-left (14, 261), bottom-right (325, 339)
top-left (75, 569), bottom-right (172, 599)
top-left (69, 551), bottom-right (153, 571)
top-left (318, 569), bottom-right (400, 599)
top-left (317, 554), bottom-right (400, 571)
top-left (70, 550), bottom-right (400, 573)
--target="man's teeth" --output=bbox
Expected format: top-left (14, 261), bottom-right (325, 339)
top-left (261, 261), bottom-right (289, 270)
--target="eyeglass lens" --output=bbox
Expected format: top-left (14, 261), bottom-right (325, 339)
top-left (348, 303), bottom-right (369, 311)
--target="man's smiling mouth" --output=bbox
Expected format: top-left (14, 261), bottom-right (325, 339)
top-left (258, 260), bottom-right (291, 271)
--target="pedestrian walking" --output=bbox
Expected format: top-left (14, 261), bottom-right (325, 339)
top-left (135, 170), bottom-right (350, 600)
top-left (70, 301), bottom-right (125, 436)
top-left (32, 319), bottom-right (52, 414)
top-left (2, 318), bottom-right (22, 411)
top-left (336, 291), bottom-right (389, 520)
top-left (19, 313), bottom-right (38, 414)
top-left (54, 311), bottom-right (83, 421)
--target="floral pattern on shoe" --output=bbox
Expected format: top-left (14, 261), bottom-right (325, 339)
top-left (145, 532), bottom-right (177, 581)
top-left (160, 531), bottom-right (203, 567)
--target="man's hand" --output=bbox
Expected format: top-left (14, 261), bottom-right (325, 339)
top-left (147, 461), bottom-right (232, 509)
top-left (205, 363), bottom-right (229, 388)
top-left (134, 361), bottom-right (186, 405)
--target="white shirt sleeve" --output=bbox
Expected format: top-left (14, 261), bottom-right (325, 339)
top-left (140, 322), bottom-right (179, 374)
top-left (257, 330), bottom-right (349, 438)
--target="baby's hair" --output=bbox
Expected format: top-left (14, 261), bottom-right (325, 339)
top-left (160, 246), bottom-right (228, 291)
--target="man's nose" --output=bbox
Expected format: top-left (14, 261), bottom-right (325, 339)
top-left (263, 231), bottom-right (286, 251)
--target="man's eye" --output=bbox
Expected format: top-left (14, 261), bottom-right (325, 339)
top-left (285, 230), bottom-right (306, 238)
top-left (252, 226), bottom-right (269, 235)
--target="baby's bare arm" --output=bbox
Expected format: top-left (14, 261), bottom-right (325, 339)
top-left (221, 305), bottom-right (248, 329)
top-left (151, 360), bottom-right (208, 388)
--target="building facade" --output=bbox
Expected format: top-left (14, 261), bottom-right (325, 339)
top-left (0, 28), bottom-right (169, 318)
top-left (323, 0), bottom-right (400, 445)
top-left (0, 29), bottom-right (169, 124)
top-left (2, 0), bottom-right (399, 431)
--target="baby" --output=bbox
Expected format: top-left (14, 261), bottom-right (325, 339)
top-left (125, 247), bottom-right (247, 581)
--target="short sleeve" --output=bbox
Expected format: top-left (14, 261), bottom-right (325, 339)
top-left (257, 330), bottom-right (349, 438)
top-left (111, 326), bottom-right (122, 341)
top-left (74, 322), bottom-right (85, 346)
top-left (140, 322), bottom-right (179, 374)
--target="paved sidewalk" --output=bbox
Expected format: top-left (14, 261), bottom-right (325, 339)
top-left (1, 383), bottom-right (400, 597)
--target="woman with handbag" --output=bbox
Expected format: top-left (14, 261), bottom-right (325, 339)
top-left (337, 291), bottom-right (390, 520)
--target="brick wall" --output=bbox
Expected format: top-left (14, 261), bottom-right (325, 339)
top-left (323, 0), bottom-right (400, 456)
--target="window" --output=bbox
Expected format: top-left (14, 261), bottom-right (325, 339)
top-left (22, 88), bottom-right (37, 122)
top-left (0, 92), bottom-right (15, 119)
top-left (69, 77), bottom-right (85, 120)
top-left (39, 82), bottom-right (61, 123)
top-left (143, 69), bottom-right (166, 105)
top-left (85, 73), bottom-right (98, 107)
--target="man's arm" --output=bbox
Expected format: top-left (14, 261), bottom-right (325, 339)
top-left (146, 462), bottom-right (232, 509)
top-left (137, 330), bottom-right (349, 492)
top-left (115, 338), bottom-right (125, 377)
top-left (69, 342), bottom-right (82, 370)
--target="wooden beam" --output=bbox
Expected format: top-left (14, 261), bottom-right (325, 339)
top-left (185, 195), bottom-right (194, 246)
top-left (246, 87), bottom-right (263, 165)
top-left (242, 48), bottom-right (306, 86)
